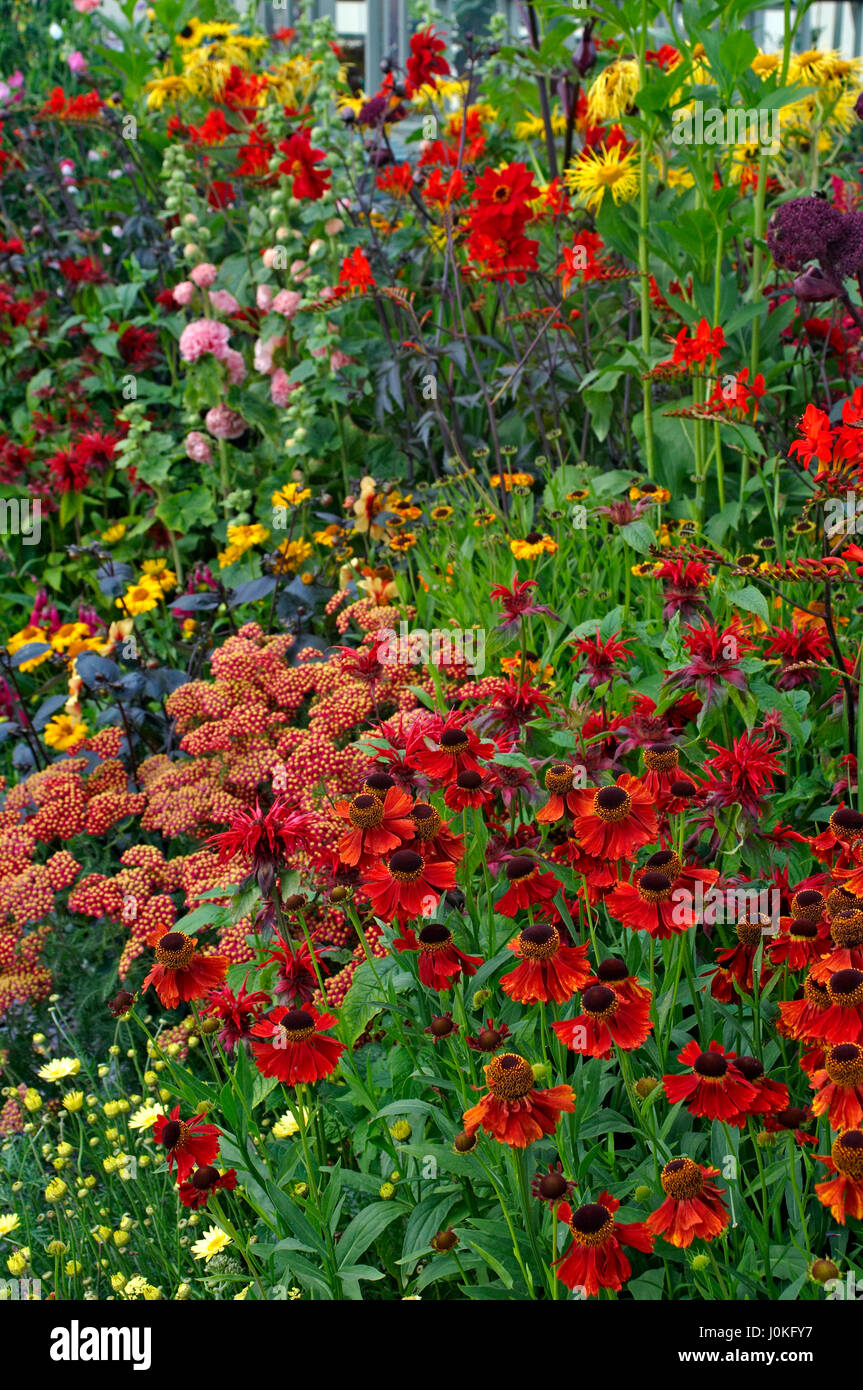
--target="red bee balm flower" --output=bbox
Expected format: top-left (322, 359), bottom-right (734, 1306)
top-left (249, 1005), bottom-right (345, 1084)
top-left (393, 923), bottom-right (482, 992)
top-left (333, 786), bottom-right (414, 867)
top-left (815, 1130), bottom-right (863, 1222)
top-left (569, 775), bottom-right (658, 860)
top-left (142, 930), bottom-right (228, 1009)
top-left (555, 1192), bottom-right (654, 1297)
top-left (496, 856), bottom-right (562, 917)
top-left (362, 848), bottom-right (456, 924)
top-left (646, 1158), bottom-right (730, 1248)
top-left (500, 922), bottom-right (592, 1005)
top-left (462, 1053), bottom-right (575, 1148)
top-left (663, 1040), bottom-right (758, 1121)
top-left (152, 1105), bottom-right (221, 1184)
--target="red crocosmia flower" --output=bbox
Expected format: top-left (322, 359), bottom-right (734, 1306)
top-left (489, 575), bottom-right (558, 632)
top-left (443, 768), bottom-right (494, 811)
top-left (604, 869), bottom-right (695, 940)
top-left (406, 25), bottom-right (450, 96)
top-left (777, 973), bottom-right (831, 1040)
top-left (646, 1158), bottom-right (730, 1248)
top-left (338, 246), bottom-right (376, 293)
top-left (141, 930), bottom-right (229, 1009)
top-left (814, 1130), bottom-right (863, 1222)
top-left (406, 712), bottom-right (495, 782)
top-left (708, 916), bottom-right (776, 1002)
top-left (405, 802), bottom-right (465, 865)
top-left (726, 1056), bottom-right (789, 1124)
top-left (555, 1191), bottom-right (653, 1297)
top-left (788, 403), bottom-right (834, 470)
top-left (768, 915), bottom-right (831, 971)
top-left (569, 774), bottom-right (658, 861)
top-left (500, 922), bottom-right (591, 1005)
top-left (277, 129), bottom-right (331, 201)
top-left (393, 922), bottom-right (482, 991)
top-left (262, 933), bottom-right (329, 1006)
top-left (202, 977), bottom-right (270, 1053)
top-left (362, 848), bottom-right (456, 924)
top-left (570, 629), bottom-right (633, 687)
top-left (152, 1105), bottom-right (221, 1183)
top-left (536, 763), bottom-right (585, 824)
top-left (249, 1005), bottom-right (345, 1084)
top-left (663, 1040), bottom-right (758, 1122)
top-left (669, 317), bottom-right (726, 368)
top-left (496, 855), bottom-right (562, 917)
top-left (333, 786), bottom-right (414, 866)
top-left (809, 968), bottom-right (863, 1044)
top-left (810, 1043), bottom-right (863, 1130)
top-left (178, 1165), bottom-right (238, 1209)
top-left (462, 1052), bottom-right (575, 1148)
top-left (553, 974), bottom-right (653, 1059)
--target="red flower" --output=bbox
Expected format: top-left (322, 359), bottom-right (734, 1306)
top-left (553, 973), bottom-right (653, 1059)
top-left (810, 1043), bottom-right (863, 1129)
top-left (178, 1165), bottom-right (238, 1209)
top-left (555, 1191), bottom-right (654, 1296)
top-left (249, 1005), bottom-right (345, 1084)
top-left (646, 1158), bottom-right (730, 1248)
top-left (152, 1104), bottom-right (221, 1183)
top-left (46, 447), bottom-right (90, 493)
top-left (788, 403), bottom-right (834, 470)
top-left (262, 934), bottom-right (329, 1006)
top-left (443, 769), bottom-right (494, 811)
top-left (569, 774), bottom-right (658, 861)
top-left (207, 799), bottom-right (313, 891)
top-left (496, 856), bottom-right (562, 917)
top-left (462, 1052), bottom-right (575, 1148)
top-left (202, 977), bottom-right (270, 1053)
top-left (500, 922), bottom-right (591, 1005)
top-left (489, 575), bottom-right (558, 631)
top-left (669, 318), bottom-right (726, 367)
top-left (338, 246), bottom-right (376, 294)
top-left (768, 914), bottom-right (831, 971)
top-left (536, 763), bottom-right (585, 824)
top-left (277, 129), bottom-right (331, 201)
top-left (814, 1130), bottom-right (863, 1222)
top-left (663, 1040), bottom-right (758, 1121)
top-left (808, 968), bottom-right (863, 1045)
top-left (361, 848), bottom-right (456, 924)
top-left (406, 712), bottom-right (495, 783)
top-left (570, 629), bottom-right (633, 687)
top-left (333, 785), bottom-right (414, 867)
top-left (406, 26), bottom-right (450, 96)
top-left (141, 930), bottom-right (229, 1009)
top-left (777, 972), bottom-right (831, 1041)
top-left (604, 868), bottom-right (699, 940)
top-left (393, 922), bottom-right (482, 991)
top-left (703, 728), bottom-right (783, 819)
top-left (709, 917), bottom-right (776, 1001)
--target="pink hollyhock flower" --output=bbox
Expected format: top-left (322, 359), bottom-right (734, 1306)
top-left (330, 350), bottom-right (355, 371)
top-left (172, 280), bottom-right (195, 306)
top-left (222, 348), bottom-right (246, 385)
top-left (270, 368), bottom-right (297, 407)
top-left (256, 284), bottom-right (275, 312)
top-left (73, 0), bottom-right (101, 11)
top-left (185, 431), bottom-right (213, 465)
top-left (272, 289), bottom-right (302, 318)
top-left (254, 336), bottom-right (283, 373)
top-left (205, 405), bottom-right (246, 440)
top-left (179, 319), bottom-right (230, 363)
top-left (67, 51), bottom-right (88, 75)
top-left (209, 289), bottom-right (240, 315)
top-left (190, 262), bottom-right (218, 289)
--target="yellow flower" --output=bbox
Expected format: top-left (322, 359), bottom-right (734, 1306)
top-left (273, 538), bottom-right (313, 573)
top-left (751, 51), bottom-right (780, 80)
top-left (388, 532), bottom-right (418, 552)
top-left (37, 1058), bottom-right (81, 1083)
top-left (65, 1260), bottom-right (83, 1277)
top-left (272, 1108), bottom-right (308, 1139)
top-left (44, 1178), bottom-right (67, 1202)
top-left (111, 1272), bottom-right (127, 1292)
top-left (127, 1103), bottom-right (165, 1131)
top-left (218, 523), bottom-right (270, 569)
top-left (117, 575), bottom-right (163, 616)
top-left (489, 472), bottom-right (534, 491)
top-left (44, 714), bottom-right (88, 751)
top-left (101, 522), bottom-right (127, 544)
top-left (23, 1089), bottom-right (41, 1112)
top-left (46, 1240), bottom-right (67, 1257)
top-left (191, 1225), bottom-right (232, 1262)
top-left (0, 1214), bottom-right (20, 1238)
top-left (7, 1251), bottom-right (28, 1276)
top-left (6, 626), bottom-right (52, 672)
top-left (123, 1275), bottom-right (162, 1299)
top-left (565, 143), bottom-right (639, 213)
top-left (272, 483), bottom-right (311, 508)
top-left (389, 1120), bottom-right (411, 1141)
top-left (143, 73), bottom-right (190, 110)
top-left (141, 559), bottom-right (177, 593)
top-left (50, 622), bottom-right (92, 653)
top-left (509, 534), bottom-right (558, 560)
top-left (586, 59), bottom-right (640, 124)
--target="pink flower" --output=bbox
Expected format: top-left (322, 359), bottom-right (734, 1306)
top-left (272, 290), bottom-right (302, 319)
top-left (205, 405), bottom-right (246, 440)
top-left (270, 368), bottom-right (297, 407)
top-left (73, 0), bottom-right (101, 11)
top-left (190, 263), bottom-right (218, 289)
top-left (330, 350), bottom-right (355, 371)
top-left (209, 289), bottom-right (240, 315)
top-left (185, 431), bottom-right (213, 465)
top-left (178, 319), bottom-right (230, 363)
top-left (222, 348), bottom-right (246, 385)
top-left (254, 336), bottom-right (283, 373)
top-left (256, 285), bottom-right (274, 312)
top-left (172, 280), bottom-right (195, 307)
top-left (67, 51), bottom-right (88, 75)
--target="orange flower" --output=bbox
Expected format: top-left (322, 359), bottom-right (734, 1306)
top-left (815, 1130), bottom-right (863, 1223)
top-left (500, 923), bottom-right (592, 1005)
top-left (646, 1158), bottom-right (730, 1248)
top-left (141, 930), bottom-right (228, 1009)
top-left (462, 1053), bottom-right (575, 1148)
top-left (333, 786), bottom-right (414, 867)
top-left (569, 774), bottom-right (658, 861)
top-left (555, 1191), bottom-right (654, 1296)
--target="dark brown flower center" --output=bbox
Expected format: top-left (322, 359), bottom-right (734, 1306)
top-left (638, 871), bottom-right (673, 901)
top-left (191, 1165), bottom-right (220, 1190)
top-left (363, 772), bottom-right (395, 799)
top-left (644, 743), bottom-right (679, 772)
top-left (833, 1129), bottom-right (863, 1178)
top-left (694, 1051), bottom-right (728, 1078)
top-left (668, 778), bottom-right (697, 798)
top-left (645, 849), bottom-right (683, 880)
top-left (545, 763), bottom-right (574, 794)
top-left (155, 932), bottom-right (196, 969)
top-left (457, 770), bottom-right (482, 790)
top-left (349, 794), bottom-right (384, 829)
top-left (661, 1156), bottom-right (704, 1199)
top-left (596, 957), bottom-right (628, 983)
top-left (411, 804), bottom-right (441, 839)
top-left (486, 1052), bottom-right (535, 1100)
top-left (593, 785), bottom-right (631, 822)
top-left (734, 1056), bottom-right (764, 1082)
top-left (581, 984), bottom-right (617, 1018)
top-left (830, 807), bottom-right (863, 842)
top-left (505, 855), bottom-right (536, 881)
top-left (518, 922), bottom-right (559, 959)
top-left (161, 1119), bottom-right (187, 1150)
top-left (569, 1202), bottom-right (613, 1245)
top-left (419, 924), bottom-right (452, 951)
top-left (440, 729), bottom-right (469, 749)
top-left (389, 849), bottom-right (424, 880)
top-left (828, 968), bottom-right (863, 1006)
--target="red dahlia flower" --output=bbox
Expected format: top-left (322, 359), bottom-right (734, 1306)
top-left (393, 922), bottom-right (482, 991)
top-left (362, 848), bottom-right (456, 924)
top-left (663, 1040), bottom-right (757, 1122)
top-left (153, 1105), bottom-right (221, 1183)
top-left (462, 1053), bottom-right (575, 1148)
top-left (249, 1005), bottom-right (345, 1084)
top-left (141, 930), bottom-right (229, 1009)
top-left (555, 1192), bottom-right (654, 1296)
top-left (646, 1158), bottom-right (730, 1248)
top-left (500, 922), bottom-right (591, 1005)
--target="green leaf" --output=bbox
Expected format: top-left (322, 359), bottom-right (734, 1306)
top-left (728, 584), bottom-right (769, 626)
top-left (619, 519), bottom-right (656, 555)
top-left (337, 1202), bottom-right (405, 1270)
